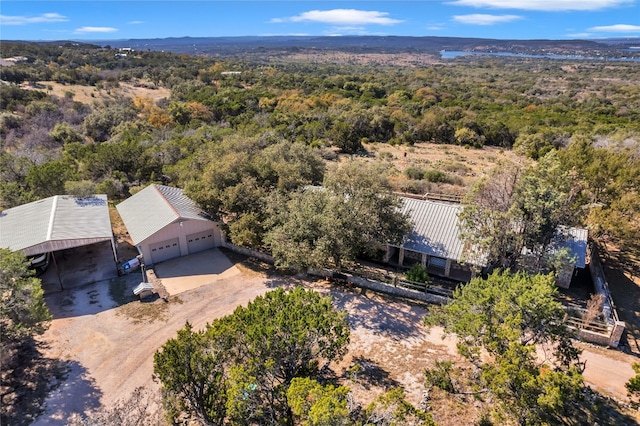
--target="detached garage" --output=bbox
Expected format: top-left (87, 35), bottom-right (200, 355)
top-left (116, 184), bottom-right (222, 265)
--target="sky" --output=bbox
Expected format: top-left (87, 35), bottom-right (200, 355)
top-left (1, 1), bottom-right (639, 41)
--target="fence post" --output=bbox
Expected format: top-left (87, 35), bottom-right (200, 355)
top-left (608, 321), bottom-right (626, 348)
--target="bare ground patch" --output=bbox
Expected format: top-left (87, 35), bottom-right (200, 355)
top-left (32, 259), bottom-right (640, 424)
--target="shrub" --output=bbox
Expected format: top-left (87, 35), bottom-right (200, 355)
top-left (405, 264), bottom-right (430, 283)
top-left (405, 166), bottom-right (425, 180)
top-left (423, 170), bottom-right (449, 183)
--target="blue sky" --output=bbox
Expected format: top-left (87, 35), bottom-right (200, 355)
top-left (1, 1), bottom-right (639, 41)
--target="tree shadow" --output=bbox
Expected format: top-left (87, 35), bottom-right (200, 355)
top-left (571, 388), bottom-right (640, 426)
top-left (44, 273), bottom-right (141, 320)
top-left (344, 356), bottom-right (402, 391)
top-left (1, 338), bottom-right (101, 426)
top-left (329, 284), bottom-right (430, 340)
top-left (600, 250), bottom-right (640, 357)
top-left (263, 274), bottom-right (429, 340)
top-left (31, 360), bottom-right (103, 425)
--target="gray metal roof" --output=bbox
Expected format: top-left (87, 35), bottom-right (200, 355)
top-left (549, 226), bottom-right (589, 268)
top-left (0, 194), bottom-right (113, 256)
top-left (398, 197), bottom-right (588, 269)
top-left (397, 197), bottom-right (468, 262)
top-left (116, 184), bottom-right (212, 245)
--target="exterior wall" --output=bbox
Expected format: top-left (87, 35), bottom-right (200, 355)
top-left (138, 219), bottom-right (222, 265)
top-left (385, 244), bottom-right (473, 282)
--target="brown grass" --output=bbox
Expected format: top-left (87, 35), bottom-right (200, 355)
top-left (355, 142), bottom-right (522, 195)
top-left (23, 80), bottom-right (170, 106)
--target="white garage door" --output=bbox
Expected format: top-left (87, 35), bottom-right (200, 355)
top-left (149, 238), bottom-right (181, 264)
top-left (187, 229), bottom-right (216, 254)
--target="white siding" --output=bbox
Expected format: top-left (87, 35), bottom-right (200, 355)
top-left (138, 219), bottom-right (221, 265)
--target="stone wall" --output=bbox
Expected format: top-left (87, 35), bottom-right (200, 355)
top-left (222, 242), bottom-right (275, 264)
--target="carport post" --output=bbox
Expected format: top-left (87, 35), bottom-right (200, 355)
top-left (110, 236), bottom-right (118, 266)
top-left (51, 251), bottom-right (63, 291)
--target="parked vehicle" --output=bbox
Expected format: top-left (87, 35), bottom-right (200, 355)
top-left (28, 252), bottom-right (50, 276)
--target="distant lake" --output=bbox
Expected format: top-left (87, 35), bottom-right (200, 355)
top-left (441, 50), bottom-right (640, 62)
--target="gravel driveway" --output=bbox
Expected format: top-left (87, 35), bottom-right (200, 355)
top-left (32, 250), bottom-right (639, 424)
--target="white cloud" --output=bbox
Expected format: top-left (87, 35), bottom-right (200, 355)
top-left (128, 21), bottom-right (144, 25)
top-left (1, 13), bottom-right (68, 26)
top-left (74, 26), bottom-right (118, 34)
top-left (271, 9), bottom-right (403, 26)
top-left (448, 0), bottom-right (632, 11)
top-left (453, 14), bottom-right (523, 25)
top-left (588, 24), bottom-right (640, 32)
top-left (426, 23), bottom-right (446, 30)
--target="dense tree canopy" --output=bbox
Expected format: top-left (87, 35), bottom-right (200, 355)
top-left (1, 44), bottom-right (638, 259)
top-left (0, 249), bottom-right (51, 346)
top-left (154, 287), bottom-right (350, 425)
top-left (0, 249), bottom-right (52, 424)
top-left (266, 162), bottom-right (412, 271)
top-left (425, 270), bottom-right (584, 425)
top-left (459, 151), bottom-right (579, 271)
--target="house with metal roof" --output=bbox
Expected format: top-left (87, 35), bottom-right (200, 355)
top-left (0, 194), bottom-right (117, 261)
top-left (385, 197), bottom-right (588, 285)
top-left (385, 197), bottom-right (479, 281)
top-left (116, 184), bottom-right (222, 265)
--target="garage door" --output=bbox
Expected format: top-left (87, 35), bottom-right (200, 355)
top-left (149, 238), bottom-right (181, 264)
top-left (187, 229), bottom-right (216, 254)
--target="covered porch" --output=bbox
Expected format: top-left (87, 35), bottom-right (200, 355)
top-left (384, 245), bottom-right (474, 282)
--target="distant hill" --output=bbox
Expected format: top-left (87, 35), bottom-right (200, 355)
top-left (94, 35), bottom-right (638, 59)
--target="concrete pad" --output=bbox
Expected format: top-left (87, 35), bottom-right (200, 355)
top-left (153, 248), bottom-right (240, 295)
top-left (40, 241), bottom-right (119, 294)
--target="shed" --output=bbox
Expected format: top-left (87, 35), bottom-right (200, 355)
top-left (116, 184), bottom-right (222, 265)
top-left (0, 194), bottom-right (117, 262)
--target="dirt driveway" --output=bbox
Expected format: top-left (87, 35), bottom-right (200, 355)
top-left (32, 249), bottom-right (639, 424)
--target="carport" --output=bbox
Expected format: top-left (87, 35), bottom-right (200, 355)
top-left (0, 194), bottom-right (118, 289)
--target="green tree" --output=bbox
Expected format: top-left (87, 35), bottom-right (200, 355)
top-left (512, 151), bottom-right (578, 267)
top-left (64, 180), bottom-right (97, 197)
top-left (459, 152), bottom-right (578, 271)
top-left (0, 249), bottom-right (51, 345)
top-left (26, 160), bottom-right (75, 199)
top-left (184, 137), bottom-right (324, 248)
top-left (286, 378), bottom-right (350, 426)
top-left (458, 161), bottom-right (523, 268)
top-left (425, 270), bottom-right (584, 425)
top-left (266, 162), bottom-right (411, 271)
top-left (153, 322), bottom-right (228, 425)
top-left (83, 103), bottom-right (136, 142)
top-left (49, 122), bottom-right (83, 145)
top-left (559, 136), bottom-right (640, 251)
top-left (364, 388), bottom-right (434, 426)
top-left (626, 363), bottom-right (640, 406)
top-left (154, 288), bottom-right (350, 425)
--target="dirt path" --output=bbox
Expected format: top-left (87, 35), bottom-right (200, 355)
top-left (33, 272), bottom-right (274, 424)
top-left (578, 343), bottom-right (638, 398)
top-left (32, 261), bottom-right (638, 424)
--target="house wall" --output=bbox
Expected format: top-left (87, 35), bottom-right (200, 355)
top-left (138, 219), bottom-right (222, 265)
top-left (384, 245), bottom-right (473, 282)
